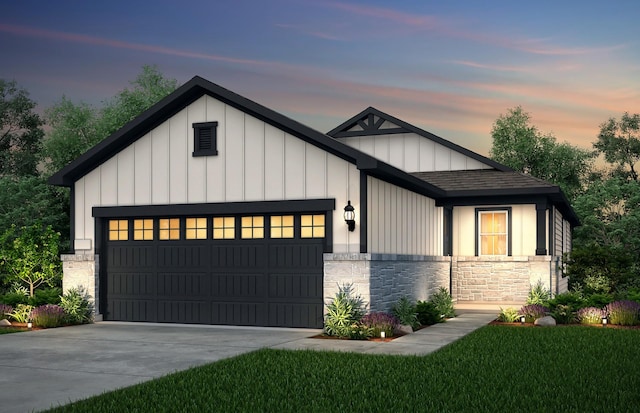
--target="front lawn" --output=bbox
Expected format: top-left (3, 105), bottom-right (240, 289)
top-left (46, 326), bottom-right (640, 412)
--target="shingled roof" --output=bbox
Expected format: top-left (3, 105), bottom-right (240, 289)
top-left (412, 169), bottom-right (579, 225)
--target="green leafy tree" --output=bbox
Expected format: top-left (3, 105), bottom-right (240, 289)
top-left (0, 80), bottom-right (44, 177)
top-left (0, 176), bottom-right (68, 245)
top-left (594, 112), bottom-right (640, 181)
top-left (0, 224), bottom-right (62, 297)
top-left (44, 65), bottom-right (177, 174)
top-left (490, 106), bottom-right (594, 201)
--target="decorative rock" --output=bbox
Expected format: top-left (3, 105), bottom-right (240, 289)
top-left (534, 316), bottom-right (556, 326)
top-left (394, 324), bottom-right (413, 335)
top-left (0, 319), bottom-right (11, 326)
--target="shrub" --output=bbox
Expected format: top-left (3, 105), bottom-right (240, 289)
top-left (361, 312), bottom-right (398, 338)
top-left (30, 304), bottom-right (65, 328)
top-left (431, 287), bottom-right (455, 319)
top-left (584, 293), bottom-right (613, 309)
top-left (519, 304), bottom-right (549, 323)
top-left (576, 307), bottom-right (605, 324)
top-left (550, 304), bottom-right (575, 324)
top-left (60, 287), bottom-right (94, 324)
top-left (527, 280), bottom-right (551, 305)
top-left (497, 307), bottom-right (520, 323)
top-left (0, 303), bottom-right (12, 319)
top-left (347, 324), bottom-right (372, 340)
top-left (324, 284), bottom-right (367, 338)
top-left (0, 291), bottom-right (28, 307)
top-left (9, 304), bottom-right (33, 323)
top-left (622, 288), bottom-right (640, 303)
top-left (391, 297), bottom-right (418, 329)
top-left (416, 300), bottom-right (440, 326)
top-left (606, 300), bottom-right (640, 326)
top-left (29, 287), bottom-right (62, 306)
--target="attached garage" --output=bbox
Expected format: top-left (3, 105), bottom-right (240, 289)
top-left (96, 201), bottom-right (333, 328)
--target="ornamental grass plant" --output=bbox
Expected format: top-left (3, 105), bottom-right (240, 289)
top-left (0, 303), bottom-right (12, 319)
top-left (576, 307), bottom-right (606, 324)
top-left (519, 304), bottom-right (549, 323)
top-left (605, 300), bottom-right (640, 326)
top-left (360, 312), bottom-right (398, 338)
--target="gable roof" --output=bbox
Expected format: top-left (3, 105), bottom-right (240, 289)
top-left (413, 170), bottom-right (580, 226)
top-left (48, 76), bottom-right (444, 198)
top-left (327, 106), bottom-right (511, 172)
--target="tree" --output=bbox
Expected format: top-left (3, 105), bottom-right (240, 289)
top-left (44, 65), bottom-right (177, 174)
top-left (490, 106), bottom-right (594, 201)
top-left (0, 224), bottom-right (62, 297)
top-left (0, 80), bottom-right (44, 177)
top-left (594, 112), bottom-right (640, 181)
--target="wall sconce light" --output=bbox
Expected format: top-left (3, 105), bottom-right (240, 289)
top-left (344, 201), bottom-right (356, 232)
top-left (520, 315), bottom-right (526, 325)
top-left (602, 316), bottom-right (608, 327)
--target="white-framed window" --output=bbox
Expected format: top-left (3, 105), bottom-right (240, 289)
top-left (478, 210), bottom-right (509, 256)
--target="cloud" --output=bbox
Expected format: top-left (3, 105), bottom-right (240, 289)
top-left (0, 23), bottom-right (284, 68)
top-left (274, 23), bottom-right (343, 41)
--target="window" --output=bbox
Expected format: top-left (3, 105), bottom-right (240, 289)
top-left (192, 122), bottom-right (218, 157)
top-left (133, 219), bottom-right (154, 240)
top-left (185, 217), bottom-right (207, 239)
top-left (159, 218), bottom-right (180, 240)
top-left (241, 216), bottom-right (264, 239)
top-left (108, 220), bottom-right (128, 241)
top-left (301, 214), bottom-right (325, 238)
top-left (213, 217), bottom-right (235, 239)
top-left (271, 215), bottom-right (294, 238)
top-left (478, 210), bottom-right (508, 256)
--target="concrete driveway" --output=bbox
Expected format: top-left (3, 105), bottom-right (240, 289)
top-left (0, 322), bottom-right (320, 413)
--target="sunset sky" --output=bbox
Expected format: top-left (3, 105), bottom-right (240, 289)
top-left (2, 0), bottom-right (639, 156)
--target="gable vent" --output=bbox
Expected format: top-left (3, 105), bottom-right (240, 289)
top-left (193, 122), bottom-right (218, 157)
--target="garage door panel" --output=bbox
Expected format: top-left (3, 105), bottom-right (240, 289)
top-left (108, 272), bottom-right (156, 296)
top-left (269, 273), bottom-right (322, 299)
top-left (109, 299), bottom-right (155, 322)
top-left (157, 245), bottom-right (207, 269)
top-left (211, 245), bottom-right (266, 268)
top-left (211, 274), bottom-right (265, 298)
top-left (211, 302), bottom-right (264, 325)
top-left (108, 246), bottom-right (155, 268)
top-left (268, 303), bottom-right (323, 328)
top-left (157, 300), bottom-right (209, 324)
top-left (157, 272), bottom-right (209, 297)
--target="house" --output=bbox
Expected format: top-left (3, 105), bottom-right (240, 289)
top-left (49, 76), bottom-right (577, 328)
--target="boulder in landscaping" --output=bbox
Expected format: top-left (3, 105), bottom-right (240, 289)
top-left (0, 319), bottom-right (11, 326)
top-left (534, 316), bottom-right (556, 326)
top-left (394, 324), bottom-right (413, 335)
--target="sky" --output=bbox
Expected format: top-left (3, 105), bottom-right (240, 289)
top-left (1, 0), bottom-right (639, 156)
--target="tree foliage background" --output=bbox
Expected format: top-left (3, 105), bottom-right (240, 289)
top-left (491, 107), bottom-right (640, 294)
top-left (0, 65), bottom-right (177, 295)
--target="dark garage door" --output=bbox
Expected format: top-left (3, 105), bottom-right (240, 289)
top-left (102, 214), bottom-right (325, 328)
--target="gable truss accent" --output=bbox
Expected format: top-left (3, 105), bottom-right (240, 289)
top-left (329, 107), bottom-right (410, 138)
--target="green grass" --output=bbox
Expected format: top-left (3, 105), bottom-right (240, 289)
top-left (46, 326), bottom-right (640, 412)
top-left (0, 327), bottom-right (24, 334)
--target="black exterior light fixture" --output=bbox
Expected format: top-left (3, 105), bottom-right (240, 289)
top-left (344, 201), bottom-right (356, 232)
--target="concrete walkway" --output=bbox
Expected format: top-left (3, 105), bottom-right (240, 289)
top-left (272, 312), bottom-right (497, 355)
top-left (1, 311), bottom-right (495, 413)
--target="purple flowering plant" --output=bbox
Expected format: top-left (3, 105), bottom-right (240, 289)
top-left (519, 304), bottom-right (549, 323)
top-left (360, 312), bottom-right (399, 338)
top-left (576, 307), bottom-right (605, 324)
top-left (30, 304), bottom-right (66, 328)
top-left (0, 304), bottom-right (13, 319)
top-left (605, 300), bottom-right (640, 326)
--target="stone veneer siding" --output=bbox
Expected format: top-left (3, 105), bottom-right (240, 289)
top-left (323, 253), bottom-right (451, 313)
top-left (61, 254), bottom-right (101, 318)
top-left (452, 255), bottom-right (564, 303)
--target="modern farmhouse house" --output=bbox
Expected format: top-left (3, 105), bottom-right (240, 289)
top-left (49, 76), bottom-right (578, 328)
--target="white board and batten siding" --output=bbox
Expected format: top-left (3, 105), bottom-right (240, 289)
top-left (367, 176), bottom-right (442, 255)
top-left (339, 133), bottom-right (492, 173)
top-left (452, 205), bottom-right (539, 256)
top-left (73, 95), bottom-right (360, 253)
top-left (554, 207), bottom-right (571, 292)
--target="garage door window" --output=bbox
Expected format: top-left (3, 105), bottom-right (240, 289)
top-left (213, 217), bottom-right (235, 239)
top-left (301, 214), bottom-right (325, 238)
top-left (108, 220), bottom-right (128, 241)
top-left (133, 219), bottom-right (154, 240)
top-left (186, 217), bottom-right (207, 239)
top-left (159, 218), bottom-right (180, 240)
top-left (270, 215), bottom-right (294, 238)
top-left (241, 216), bottom-right (264, 239)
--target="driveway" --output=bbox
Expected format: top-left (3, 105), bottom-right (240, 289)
top-left (0, 322), bottom-right (320, 413)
